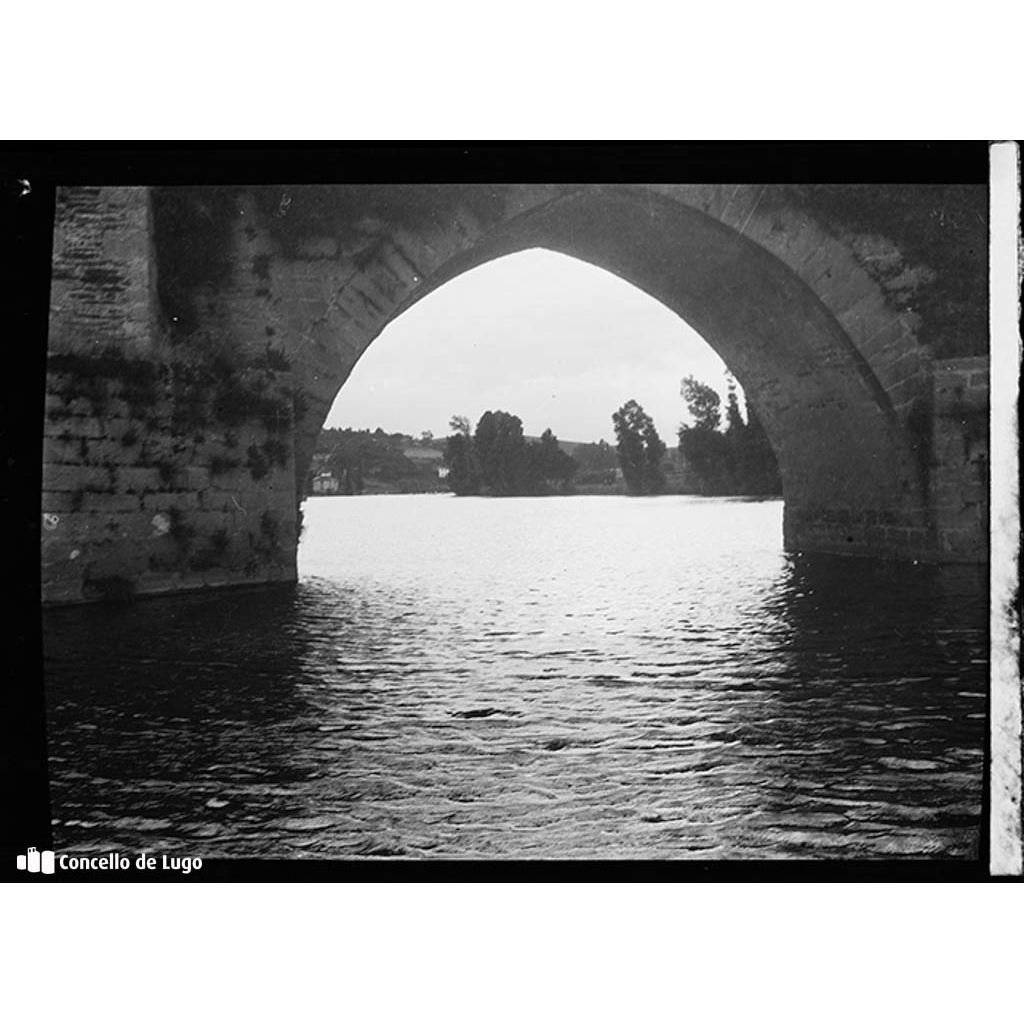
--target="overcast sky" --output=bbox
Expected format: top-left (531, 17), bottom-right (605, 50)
top-left (325, 248), bottom-right (737, 443)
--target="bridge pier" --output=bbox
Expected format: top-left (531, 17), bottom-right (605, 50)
top-left (43, 187), bottom-right (300, 604)
top-left (929, 357), bottom-right (990, 561)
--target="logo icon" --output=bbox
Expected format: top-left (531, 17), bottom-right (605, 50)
top-left (16, 848), bottom-right (55, 874)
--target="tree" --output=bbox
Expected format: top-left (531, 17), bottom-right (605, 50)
top-left (443, 412), bottom-right (581, 496)
top-left (681, 376), bottom-right (722, 431)
top-left (444, 423), bottom-right (480, 496)
top-left (721, 373), bottom-right (747, 493)
top-left (677, 376), bottom-right (781, 496)
top-left (449, 415), bottom-right (471, 437)
top-left (573, 439), bottom-right (619, 485)
top-left (531, 428), bottom-right (577, 493)
top-left (678, 376), bottom-right (729, 491)
top-left (474, 410), bottom-right (528, 495)
top-left (574, 439), bottom-right (617, 472)
top-left (723, 373), bottom-right (745, 435)
top-left (324, 428), bottom-right (419, 493)
top-left (612, 399), bottom-right (667, 495)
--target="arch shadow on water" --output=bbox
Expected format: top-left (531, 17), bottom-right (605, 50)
top-left (715, 554), bottom-right (988, 858)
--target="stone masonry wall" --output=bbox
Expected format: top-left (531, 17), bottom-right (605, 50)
top-left (44, 186), bottom-right (302, 605)
top-left (785, 357), bottom-right (989, 562)
top-left (41, 356), bottom-right (298, 604)
top-left (929, 357), bottom-right (989, 561)
top-left (49, 186), bottom-right (158, 356)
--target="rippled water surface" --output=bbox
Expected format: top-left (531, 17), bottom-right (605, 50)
top-left (44, 495), bottom-right (988, 859)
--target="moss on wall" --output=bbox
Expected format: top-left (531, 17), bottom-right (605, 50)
top-left (764, 184), bottom-right (988, 357)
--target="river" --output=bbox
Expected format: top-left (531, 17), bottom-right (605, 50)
top-left (43, 494), bottom-right (988, 860)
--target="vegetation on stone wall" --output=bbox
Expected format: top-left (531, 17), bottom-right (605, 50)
top-left (186, 528), bottom-right (231, 572)
top-left (46, 346), bottom-right (298, 487)
top-left (48, 345), bottom-right (162, 420)
top-left (245, 511), bottom-right (283, 565)
top-left (764, 184), bottom-right (987, 357)
top-left (210, 455), bottom-right (242, 476)
top-left (250, 344), bottom-right (291, 373)
top-left (45, 341), bottom-right (301, 594)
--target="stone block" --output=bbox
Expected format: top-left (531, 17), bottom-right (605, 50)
top-left (940, 528), bottom-right (986, 556)
top-left (183, 466), bottom-right (211, 490)
top-left (65, 397), bottom-right (100, 418)
top-left (42, 435), bottom-right (81, 466)
top-left (136, 570), bottom-right (186, 595)
top-left (959, 482), bottom-right (987, 504)
top-left (141, 491), bottom-right (200, 512)
top-left (59, 416), bottom-right (107, 439)
top-left (139, 433), bottom-right (186, 462)
top-left (199, 488), bottom-right (242, 513)
top-left (41, 491), bottom-right (82, 514)
top-left (42, 464), bottom-right (112, 492)
top-left (40, 525), bottom-right (87, 560)
top-left (92, 510), bottom-right (158, 541)
top-left (195, 568), bottom-right (237, 588)
top-left (80, 492), bottom-right (143, 514)
top-left (295, 237), bottom-right (339, 259)
top-left (115, 466), bottom-right (163, 492)
top-left (78, 437), bottom-right (128, 466)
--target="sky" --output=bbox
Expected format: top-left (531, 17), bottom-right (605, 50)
top-left (325, 248), bottom-right (737, 444)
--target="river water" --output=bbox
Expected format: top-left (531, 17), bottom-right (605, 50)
top-left (43, 495), bottom-right (988, 860)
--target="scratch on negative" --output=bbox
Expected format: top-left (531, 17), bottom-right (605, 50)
top-left (736, 185), bottom-right (769, 239)
top-left (719, 184), bottom-right (743, 225)
top-left (232, 495), bottom-right (247, 515)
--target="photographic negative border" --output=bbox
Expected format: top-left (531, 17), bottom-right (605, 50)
top-left (3, 141), bottom-right (1018, 880)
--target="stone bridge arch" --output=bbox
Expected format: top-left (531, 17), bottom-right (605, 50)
top-left (42, 183), bottom-right (988, 603)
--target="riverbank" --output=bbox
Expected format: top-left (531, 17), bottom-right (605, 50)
top-left (305, 483), bottom-right (783, 498)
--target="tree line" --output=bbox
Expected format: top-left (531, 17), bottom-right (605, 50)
top-left (311, 373), bottom-right (781, 499)
top-left (445, 412), bottom-right (577, 496)
top-left (443, 375), bottom-right (779, 499)
top-left (604, 377), bottom-right (780, 497)
top-left (311, 427), bottom-right (443, 494)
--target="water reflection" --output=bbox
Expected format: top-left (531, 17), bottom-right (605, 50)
top-left (45, 588), bottom-right (318, 849)
top-left (722, 556), bottom-right (986, 857)
top-left (44, 496), bottom-right (987, 859)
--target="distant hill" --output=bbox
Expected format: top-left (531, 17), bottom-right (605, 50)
top-left (402, 446), bottom-right (445, 462)
top-left (523, 436), bottom-right (596, 457)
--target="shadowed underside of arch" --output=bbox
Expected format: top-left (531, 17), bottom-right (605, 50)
top-left (41, 184), bottom-right (989, 603)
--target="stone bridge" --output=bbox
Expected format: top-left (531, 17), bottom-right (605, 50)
top-left (42, 184), bottom-right (989, 604)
